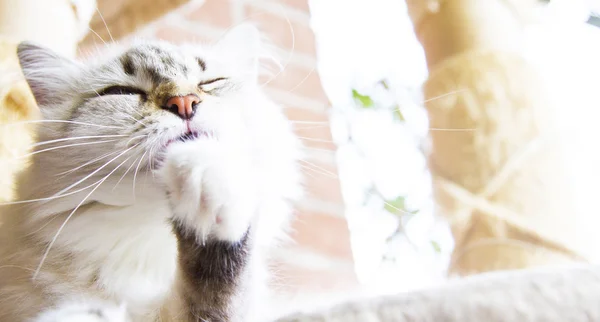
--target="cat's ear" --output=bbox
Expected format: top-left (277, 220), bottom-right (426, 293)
top-left (17, 42), bottom-right (81, 107)
top-left (214, 24), bottom-right (261, 81)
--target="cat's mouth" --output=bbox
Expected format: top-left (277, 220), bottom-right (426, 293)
top-left (166, 130), bottom-right (211, 146)
top-left (154, 129), bottom-right (215, 166)
top-left (174, 131), bottom-right (201, 144)
top-left (154, 131), bottom-right (207, 167)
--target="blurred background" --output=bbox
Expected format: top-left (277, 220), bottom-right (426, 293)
top-left (3, 0), bottom-right (600, 319)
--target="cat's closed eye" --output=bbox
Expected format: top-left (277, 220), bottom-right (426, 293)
top-left (98, 85), bottom-right (146, 97)
top-left (198, 78), bottom-right (228, 93)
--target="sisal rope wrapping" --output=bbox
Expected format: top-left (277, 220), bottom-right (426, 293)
top-left (0, 38), bottom-right (39, 204)
top-left (405, 0), bottom-right (584, 275)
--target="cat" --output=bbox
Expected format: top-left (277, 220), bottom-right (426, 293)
top-left (0, 24), bottom-right (303, 322)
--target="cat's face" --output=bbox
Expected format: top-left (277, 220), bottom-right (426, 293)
top-left (17, 25), bottom-right (298, 186)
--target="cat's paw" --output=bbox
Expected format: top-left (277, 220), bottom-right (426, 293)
top-left (34, 301), bottom-right (130, 322)
top-left (159, 139), bottom-right (257, 242)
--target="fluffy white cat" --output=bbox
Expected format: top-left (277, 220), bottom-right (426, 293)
top-left (0, 24), bottom-right (302, 322)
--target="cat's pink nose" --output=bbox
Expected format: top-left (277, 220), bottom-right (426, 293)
top-left (164, 94), bottom-right (200, 120)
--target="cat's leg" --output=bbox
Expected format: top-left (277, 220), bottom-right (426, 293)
top-left (158, 139), bottom-right (258, 321)
top-left (33, 300), bottom-right (130, 322)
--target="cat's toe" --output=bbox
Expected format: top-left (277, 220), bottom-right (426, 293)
top-left (213, 202), bottom-right (255, 242)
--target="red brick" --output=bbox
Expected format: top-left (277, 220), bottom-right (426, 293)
top-left (185, 0), bottom-right (233, 28)
top-left (271, 261), bottom-right (359, 293)
top-left (244, 5), bottom-right (317, 55)
top-left (153, 25), bottom-right (216, 45)
top-left (261, 63), bottom-right (329, 104)
top-left (290, 210), bottom-right (353, 260)
top-left (284, 107), bottom-right (336, 151)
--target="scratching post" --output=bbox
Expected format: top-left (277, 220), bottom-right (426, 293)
top-left (0, 0), bottom-right (92, 57)
top-left (0, 0), bottom-right (89, 204)
top-left (405, 0), bottom-right (584, 275)
top-left (0, 0), bottom-right (93, 205)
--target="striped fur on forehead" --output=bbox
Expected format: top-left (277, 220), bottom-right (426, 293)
top-left (118, 44), bottom-right (204, 85)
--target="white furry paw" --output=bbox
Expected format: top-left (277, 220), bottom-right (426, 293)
top-left (34, 301), bottom-right (130, 322)
top-left (159, 139), bottom-right (257, 242)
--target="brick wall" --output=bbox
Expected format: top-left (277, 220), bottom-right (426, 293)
top-left (83, 0), bottom-right (359, 315)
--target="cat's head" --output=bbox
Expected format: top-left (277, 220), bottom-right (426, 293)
top-left (16, 24), bottom-right (301, 199)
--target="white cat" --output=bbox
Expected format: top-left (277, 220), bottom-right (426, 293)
top-left (0, 24), bottom-right (302, 321)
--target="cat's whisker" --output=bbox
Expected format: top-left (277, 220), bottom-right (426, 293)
top-left (285, 67), bottom-right (316, 94)
top-left (289, 121), bottom-right (329, 125)
top-left (295, 136), bottom-right (334, 144)
top-left (428, 128), bottom-right (476, 131)
top-left (33, 151), bottom-right (136, 280)
top-left (149, 145), bottom-right (158, 179)
top-left (17, 140), bottom-right (119, 159)
top-left (0, 265), bottom-right (36, 272)
top-left (0, 175), bottom-right (109, 206)
top-left (112, 155), bottom-right (141, 191)
top-left (96, 6), bottom-right (115, 43)
top-left (130, 108), bottom-right (146, 120)
top-left (142, 135), bottom-right (163, 187)
top-left (293, 125), bottom-right (331, 131)
top-left (259, 3), bottom-right (295, 87)
top-left (132, 149), bottom-right (149, 202)
top-left (56, 150), bottom-right (122, 177)
top-left (128, 115), bottom-right (147, 127)
top-left (0, 146), bottom-right (141, 205)
top-left (147, 135), bottom-right (163, 177)
top-left (381, 198), bottom-right (417, 218)
top-left (0, 120), bottom-right (125, 129)
top-left (87, 27), bottom-right (108, 46)
top-left (107, 105), bottom-right (147, 127)
top-left (125, 134), bottom-right (149, 147)
top-left (301, 147), bottom-right (336, 154)
top-left (51, 144), bottom-right (140, 198)
top-left (32, 134), bottom-right (130, 147)
top-left (298, 159), bottom-right (337, 178)
top-left (27, 216), bottom-right (60, 237)
top-left (298, 165), bottom-right (316, 178)
top-left (420, 89), bottom-right (467, 104)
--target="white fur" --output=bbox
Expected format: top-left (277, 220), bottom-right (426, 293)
top-left (33, 301), bottom-right (130, 322)
top-left (1, 24), bottom-right (303, 322)
top-left (159, 138), bottom-right (258, 242)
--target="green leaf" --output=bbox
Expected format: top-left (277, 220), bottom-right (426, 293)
top-left (430, 240), bottom-right (442, 253)
top-left (384, 195), bottom-right (419, 217)
top-left (384, 196), bottom-right (407, 215)
top-left (392, 104), bottom-right (405, 122)
top-left (384, 196), bottom-right (406, 212)
top-left (379, 79), bottom-right (390, 90)
top-left (352, 89), bottom-right (374, 108)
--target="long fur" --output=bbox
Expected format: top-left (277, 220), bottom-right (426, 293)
top-left (0, 24), bottom-right (302, 322)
